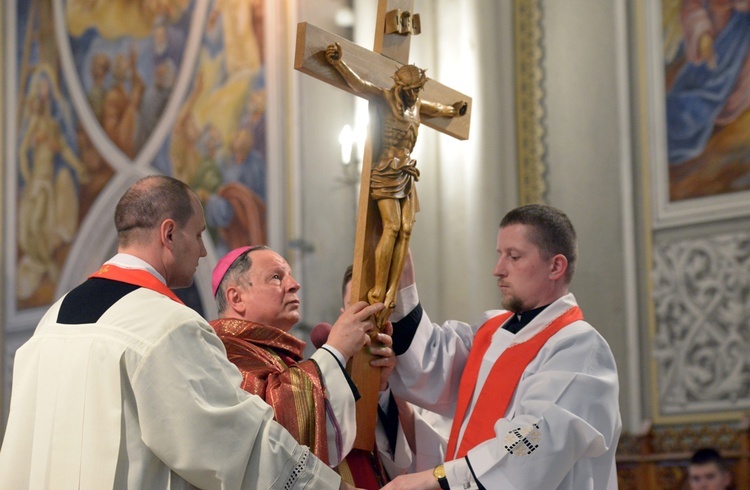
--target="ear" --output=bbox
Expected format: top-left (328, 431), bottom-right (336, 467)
top-left (226, 284), bottom-right (246, 316)
top-left (160, 219), bottom-right (177, 250)
top-left (549, 254), bottom-right (568, 281)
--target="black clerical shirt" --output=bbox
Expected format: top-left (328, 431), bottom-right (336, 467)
top-left (502, 304), bottom-right (550, 334)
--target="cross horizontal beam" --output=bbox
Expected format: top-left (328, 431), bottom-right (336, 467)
top-left (295, 22), bottom-right (471, 141)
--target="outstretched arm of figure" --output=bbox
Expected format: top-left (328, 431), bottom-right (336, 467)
top-left (419, 99), bottom-right (468, 118)
top-left (325, 43), bottom-right (384, 99)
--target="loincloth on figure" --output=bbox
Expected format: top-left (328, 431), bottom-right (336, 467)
top-left (370, 151), bottom-right (420, 202)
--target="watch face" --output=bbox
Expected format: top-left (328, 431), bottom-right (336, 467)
top-left (433, 465), bottom-right (450, 490)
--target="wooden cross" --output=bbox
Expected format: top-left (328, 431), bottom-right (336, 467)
top-left (295, 0), bottom-right (471, 451)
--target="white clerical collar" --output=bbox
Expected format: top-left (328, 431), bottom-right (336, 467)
top-left (105, 253), bottom-right (167, 285)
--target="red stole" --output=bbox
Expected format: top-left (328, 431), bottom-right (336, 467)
top-left (446, 306), bottom-right (583, 460)
top-left (336, 448), bottom-right (389, 489)
top-left (90, 264), bottom-right (183, 304)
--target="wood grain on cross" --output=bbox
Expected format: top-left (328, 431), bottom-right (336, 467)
top-left (295, 0), bottom-right (471, 451)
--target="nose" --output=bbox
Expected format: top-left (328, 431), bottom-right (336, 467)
top-left (287, 276), bottom-right (301, 292)
top-left (199, 239), bottom-right (208, 258)
top-left (493, 256), bottom-right (506, 277)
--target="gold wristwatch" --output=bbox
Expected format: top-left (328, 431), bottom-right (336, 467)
top-left (433, 464), bottom-right (450, 490)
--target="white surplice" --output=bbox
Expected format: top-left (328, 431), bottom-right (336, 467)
top-left (389, 286), bottom-right (622, 489)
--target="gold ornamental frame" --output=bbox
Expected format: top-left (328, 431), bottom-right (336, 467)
top-left (514, 0), bottom-right (546, 205)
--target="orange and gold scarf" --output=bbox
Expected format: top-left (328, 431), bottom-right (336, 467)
top-left (210, 318), bottom-right (331, 464)
top-left (90, 264), bottom-right (183, 304)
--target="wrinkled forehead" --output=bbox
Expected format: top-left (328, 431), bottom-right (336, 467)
top-left (249, 249), bottom-right (291, 274)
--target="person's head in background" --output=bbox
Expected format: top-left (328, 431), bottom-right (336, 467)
top-left (213, 245), bottom-right (302, 331)
top-left (688, 448), bottom-right (732, 490)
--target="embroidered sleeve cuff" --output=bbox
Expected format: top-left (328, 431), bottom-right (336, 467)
top-left (392, 303), bottom-right (423, 356)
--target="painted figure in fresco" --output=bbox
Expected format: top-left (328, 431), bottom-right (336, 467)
top-left (17, 68), bottom-right (88, 301)
top-left (103, 47), bottom-right (145, 158)
top-left (77, 53), bottom-right (116, 214)
top-left (170, 71), bottom-right (203, 184)
top-left (325, 42), bottom-right (467, 324)
top-left (87, 52), bottom-right (110, 122)
top-left (210, 121), bottom-right (267, 252)
top-left (212, 0), bottom-right (262, 75)
top-left (226, 126), bottom-right (265, 201)
top-left (166, 0), bottom-right (269, 255)
top-left (192, 123), bottom-right (225, 200)
top-left (206, 120), bottom-right (267, 252)
top-left (68, 0), bottom-right (191, 37)
top-left (666, 0), bottom-right (750, 164)
top-left (137, 58), bottom-right (177, 150)
top-left (78, 52), bottom-right (113, 181)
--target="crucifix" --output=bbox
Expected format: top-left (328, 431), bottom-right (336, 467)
top-left (295, 0), bottom-right (472, 451)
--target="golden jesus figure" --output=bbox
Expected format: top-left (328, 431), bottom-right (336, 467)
top-left (326, 42), bottom-right (467, 323)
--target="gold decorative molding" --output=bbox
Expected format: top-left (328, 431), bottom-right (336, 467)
top-left (514, 0), bottom-right (546, 204)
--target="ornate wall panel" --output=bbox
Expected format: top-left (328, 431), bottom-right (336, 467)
top-left (652, 231), bottom-right (750, 416)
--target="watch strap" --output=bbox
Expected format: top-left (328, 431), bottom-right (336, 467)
top-left (433, 464), bottom-right (450, 490)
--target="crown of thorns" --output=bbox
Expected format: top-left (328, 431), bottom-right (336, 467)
top-left (393, 64), bottom-right (427, 89)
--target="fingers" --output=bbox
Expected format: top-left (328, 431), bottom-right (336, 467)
top-left (373, 331), bottom-right (392, 348)
top-left (327, 302), bottom-right (385, 360)
top-left (370, 354), bottom-right (396, 368)
top-left (348, 302), bottom-right (385, 335)
top-left (326, 42), bottom-right (343, 62)
top-left (349, 300), bottom-right (385, 317)
top-left (369, 341), bottom-right (394, 358)
top-left (369, 330), bottom-right (395, 366)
